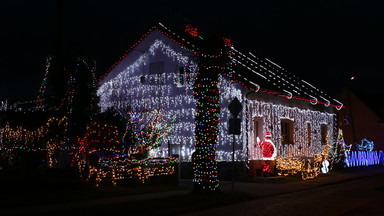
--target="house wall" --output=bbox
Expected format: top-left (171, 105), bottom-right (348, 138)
top-left (337, 88), bottom-right (384, 151)
top-left (217, 75), bottom-right (246, 161)
top-left (97, 30), bottom-right (335, 163)
top-left (247, 95), bottom-right (334, 160)
top-left (97, 31), bottom-right (247, 162)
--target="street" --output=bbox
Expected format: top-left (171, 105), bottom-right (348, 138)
top-left (3, 167), bottom-right (384, 215)
top-left (182, 170), bottom-right (384, 216)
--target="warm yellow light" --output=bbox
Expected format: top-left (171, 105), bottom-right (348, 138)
top-left (276, 132), bottom-right (330, 180)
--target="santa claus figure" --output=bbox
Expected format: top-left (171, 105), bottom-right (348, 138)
top-left (258, 131), bottom-right (277, 175)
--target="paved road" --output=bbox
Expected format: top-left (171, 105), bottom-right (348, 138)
top-left (4, 167), bottom-right (383, 215)
top-left (3, 190), bottom-right (190, 216)
top-left (182, 171), bottom-right (384, 216)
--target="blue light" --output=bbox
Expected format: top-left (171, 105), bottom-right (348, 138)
top-left (356, 138), bottom-right (374, 151)
top-left (345, 150), bottom-right (383, 167)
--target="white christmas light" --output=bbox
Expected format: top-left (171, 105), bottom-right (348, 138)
top-left (320, 96), bottom-right (330, 107)
top-left (333, 99), bottom-right (344, 110)
top-left (309, 95), bottom-right (318, 105)
top-left (265, 58), bottom-right (282, 69)
top-left (97, 37), bottom-right (249, 161)
top-left (321, 160), bottom-right (330, 173)
top-left (283, 90), bottom-right (293, 99)
top-left (97, 34), bottom-right (336, 163)
top-left (247, 100), bottom-right (334, 160)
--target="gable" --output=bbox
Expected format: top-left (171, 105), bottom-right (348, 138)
top-left (97, 29), bottom-right (200, 112)
top-left (99, 30), bottom-right (197, 86)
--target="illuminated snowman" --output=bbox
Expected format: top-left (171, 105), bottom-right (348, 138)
top-left (321, 160), bottom-right (330, 173)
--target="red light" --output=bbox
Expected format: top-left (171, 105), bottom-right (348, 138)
top-left (185, 24), bottom-right (198, 37)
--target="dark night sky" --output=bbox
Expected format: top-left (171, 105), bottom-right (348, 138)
top-left (1, 0), bottom-right (383, 99)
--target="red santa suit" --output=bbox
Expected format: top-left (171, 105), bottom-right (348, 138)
top-left (258, 131), bottom-right (277, 174)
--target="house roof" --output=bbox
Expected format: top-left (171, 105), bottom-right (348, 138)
top-left (100, 22), bottom-right (344, 110)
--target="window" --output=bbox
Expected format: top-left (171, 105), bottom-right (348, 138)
top-left (281, 119), bottom-right (294, 145)
top-left (179, 67), bottom-right (184, 85)
top-left (321, 124), bottom-right (328, 145)
top-left (149, 62), bottom-right (164, 84)
top-left (175, 65), bottom-right (193, 87)
top-left (140, 75), bottom-right (145, 84)
top-left (307, 123), bottom-right (311, 146)
top-left (253, 117), bottom-right (263, 143)
top-left (168, 143), bottom-right (180, 156)
top-left (175, 66), bottom-right (186, 87)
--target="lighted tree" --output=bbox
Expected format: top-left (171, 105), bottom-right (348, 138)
top-left (80, 121), bottom-right (121, 164)
top-left (75, 109), bottom-right (127, 178)
top-left (330, 129), bottom-right (348, 170)
top-left (193, 72), bottom-right (220, 192)
top-left (128, 103), bottom-right (174, 159)
top-left (192, 36), bottom-right (231, 192)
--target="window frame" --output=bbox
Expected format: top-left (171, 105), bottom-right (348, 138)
top-left (253, 117), bottom-right (263, 144)
top-left (321, 124), bottom-right (328, 146)
top-left (307, 122), bottom-right (311, 146)
top-left (281, 119), bottom-right (294, 145)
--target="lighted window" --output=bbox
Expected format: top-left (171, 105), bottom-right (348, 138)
top-left (321, 124), bottom-right (328, 145)
top-left (175, 66), bottom-right (188, 87)
top-left (253, 117), bottom-right (263, 143)
top-left (168, 143), bottom-right (180, 156)
top-left (281, 119), bottom-right (294, 145)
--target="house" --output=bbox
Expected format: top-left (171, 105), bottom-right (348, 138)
top-left (336, 87), bottom-right (384, 151)
top-left (97, 23), bottom-right (343, 177)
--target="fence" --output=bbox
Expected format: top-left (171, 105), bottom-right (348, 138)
top-left (345, 150), bottom-right (384, 167)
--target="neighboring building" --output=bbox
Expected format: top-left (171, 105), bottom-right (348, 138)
top-left (336, 87), bottom-right (384, 151)
top-left (97, 23), bottom-right (343, 175)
